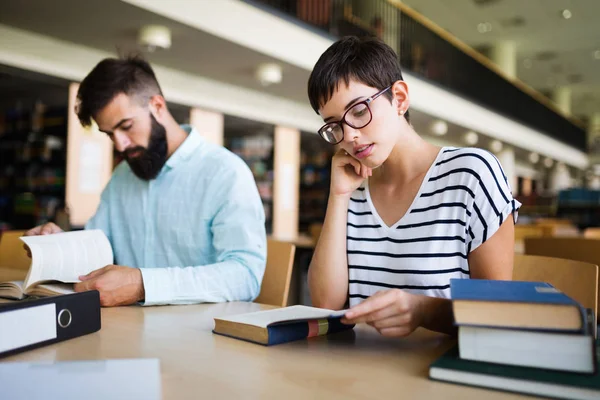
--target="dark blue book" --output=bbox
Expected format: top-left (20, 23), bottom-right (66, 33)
top-left (450, 279), bottom-right (585, 331)
top-left (213, 305), bottom-right (354, 346)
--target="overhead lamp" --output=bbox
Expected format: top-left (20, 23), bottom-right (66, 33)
top-left (528, 152), bottom-right (539, 164)
top-left (255, 63), bottom-right (283, 86)
top-left (138, 25), bottom-right (172, 52)
top-left (593, 50), bottom-right (600, 60)
top-left (544, 157), bottom-right (554, 168)
top-left (463, 131), bottom-right (479, 146)
top-left (430, 120), bottom-right (448, 136)
top-left (477, 22), bottom-right (492, 33)
top-left (490, 140), bottom-right (503, 153)
top-left (561, 9), bottom-right (572, 19)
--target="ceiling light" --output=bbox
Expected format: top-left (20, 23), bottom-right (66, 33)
top-left (523, 59), bottom-right (533, 69)
top-left (544, 157), bottom-right (554, 168)
top-left (477, 22), bottom-right (492, 33)
top-left (490, 140), bottom-right (503, 153)
top-left (463, 131), bottom-right (479, 146)
top-left (138, 25), bottom-right (172, 52)
top-left (593, 50), bottom-right (600, 60)
top-left (255, 63), bottom-right (283, 86)
top-left (528, 152), bottom-right (539, 164)
top-left (561, 9), bottom-right (572, 19)
top-left (430, 120), bottom-right (448, 136)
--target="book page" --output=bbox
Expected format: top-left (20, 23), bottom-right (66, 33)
top-left (0, 281), bottom-right (25, 300)
top-left (21, 230), bottom-right (113, 290)
top-left (217, 305), bottom-right (347, 328)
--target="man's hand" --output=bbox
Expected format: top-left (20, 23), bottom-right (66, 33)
top-left (24, 222), bottom-right (63, 236)
top-left (74, 265), bottom-right (145, 307)
top-left (341, 289), bottom-right (425, 337)
top-left (23, 222), bottom-right (64, 257)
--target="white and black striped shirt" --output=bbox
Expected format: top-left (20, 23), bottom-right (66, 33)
top-left (347, 147), bottom-right (520, 306)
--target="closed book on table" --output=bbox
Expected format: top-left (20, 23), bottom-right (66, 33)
top-left (0, 291), bottom-right (101, 358)
top-left (450, 279), bottom-right (585, 331)
top-left (429, 344), bottom-right (600, 400)
top-left (458, 309), bottom-right (596, 374)
top-left (213, 305), bottom-right (353, 346)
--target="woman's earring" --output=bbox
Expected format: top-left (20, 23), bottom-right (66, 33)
top-left (399, 110), bottom-right (405, 115)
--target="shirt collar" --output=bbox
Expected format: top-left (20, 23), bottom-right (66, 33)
top-left (165, 125), bottom-right (203, 170)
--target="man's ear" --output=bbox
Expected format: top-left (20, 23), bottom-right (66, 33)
top-left (148, 94), bottom-right (167, 119)
top-left (391, 80), bottom-right (409, 116)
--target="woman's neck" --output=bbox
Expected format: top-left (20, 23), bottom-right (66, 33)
top-left (372, 128), bottom-right (441, 187)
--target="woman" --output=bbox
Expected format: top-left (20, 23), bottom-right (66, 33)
top-left (307, 36), bottom-right (520, 336)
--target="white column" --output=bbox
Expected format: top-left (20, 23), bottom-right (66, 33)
top-left (588, 112), bottom-right (600, 166)
top-left (189, 108), bottom-right (224, 146)
top-left (549, 162), bottom-right (572, 193)
top-left (272, 126), bottom-right (300, 240)
top-left (552, 86), bottom-right (572, 115)
top-left (497, 147), bottom-right (516, 192)
top-left (489, 40), bottom-right (517, 79)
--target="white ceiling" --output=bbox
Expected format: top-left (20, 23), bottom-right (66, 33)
top-left (0, 0), bottom-right (311, 105)
top-left (401, 0), bottom-right (600, 120)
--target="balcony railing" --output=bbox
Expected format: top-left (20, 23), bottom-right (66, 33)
top-left (247, 0), bottom-right (587, 152)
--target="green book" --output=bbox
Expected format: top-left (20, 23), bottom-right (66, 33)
top-left (429, 344), bottom-right (600, 400)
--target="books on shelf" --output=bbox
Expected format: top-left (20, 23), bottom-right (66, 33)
top-left (213, 305), bottom-right (353, 346)
top-left (0, 230), bottom-right (113, 300)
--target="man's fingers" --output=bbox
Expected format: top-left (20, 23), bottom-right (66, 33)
top-left (79, 265), bottom-right (110, 281)
top-left (24, 226), bottom-right (42, 236)
top-left (74, 279), bottom-right (95, 292)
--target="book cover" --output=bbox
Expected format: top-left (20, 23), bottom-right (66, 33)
top-left (213, 305), bottom-right (353, 346)
top-left (430, 344), bottom-right (600, 400)
top-left (450, 279), bottom-right (586, 331)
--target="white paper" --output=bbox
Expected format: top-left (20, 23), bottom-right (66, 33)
top-left (21, 230), bottom-right (113, 289)
top-left (78, 140), bottom-right (103, 193)
top-left (0, 303), bottom-right (56, 353)
top-left (0, 359), bottom-right (161, 400)
top-left (217, 305), bottom-right (347, 328)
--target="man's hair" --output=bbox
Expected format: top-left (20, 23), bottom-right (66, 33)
top-left (308, 36), bottom-right (410, 122)
top-left (76, 56), bottom-right (163, 127)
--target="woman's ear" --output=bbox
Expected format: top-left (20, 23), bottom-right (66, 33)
top-left (391, 80), bottom-right (409, 116)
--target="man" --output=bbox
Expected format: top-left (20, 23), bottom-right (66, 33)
top-left (26, 56), bottom-right (267, 307)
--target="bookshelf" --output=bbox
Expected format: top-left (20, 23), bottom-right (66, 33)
top-left (224, 115), bottom-right (275, 234)
top-left (0, 66), bottom-right (70, 232)
top-left (299, 132), bottom-right (333, 234)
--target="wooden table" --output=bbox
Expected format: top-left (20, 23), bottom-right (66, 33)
top-left (1, 298), bottom-right (528, 399)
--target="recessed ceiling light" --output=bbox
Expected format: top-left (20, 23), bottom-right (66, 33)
top-left (529, 152), bottom-right (539, 164)
top-left (490, 140), bottom-right (503, 153)
top-left (544, 157), bottom-right (554, 168)
top-left (463, 131), bottom-right (479, 146)
top-left (255, 63), bottom-right (283, 86)
top-left (561, 9), bottom-right (572, 19)
top-left (477, 22), bottom-right (492, 33)
top-left (523, 59), bottom-right (533, 69)
top-left (593, 50), bottom-right (600, 60)
top-left (430, 120), bottom-right (448, 136)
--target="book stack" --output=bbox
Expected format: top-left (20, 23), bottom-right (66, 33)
top-left (429, 279), bottom-right (600, 400)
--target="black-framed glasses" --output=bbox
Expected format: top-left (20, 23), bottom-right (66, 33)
top-left (317, 86), bottom-right (392, 144)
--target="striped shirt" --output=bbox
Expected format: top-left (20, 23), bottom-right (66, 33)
top-left (347, 147), bottom-right (521, 306)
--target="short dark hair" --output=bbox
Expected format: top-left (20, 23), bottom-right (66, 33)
top-left (308, 36), bottom-right (409, 122)
top-left (76, 56), bottom-right (163, 127)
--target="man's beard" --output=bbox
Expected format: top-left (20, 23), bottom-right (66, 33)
top-left (121, 113), bottom-right (168, 180)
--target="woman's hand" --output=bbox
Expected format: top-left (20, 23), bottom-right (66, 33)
top-left (330, 149), bottom-right (372, 198)
top-left (341, 289), bottom-right (425, 337)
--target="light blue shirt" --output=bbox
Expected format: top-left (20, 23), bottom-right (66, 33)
top-left (86, 125), bottom-right (267, 305)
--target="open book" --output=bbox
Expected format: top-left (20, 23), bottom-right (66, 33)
top-left (213, 305), bottom-right (353, 346)
top-left (0, 230), bottom-right (113, 300)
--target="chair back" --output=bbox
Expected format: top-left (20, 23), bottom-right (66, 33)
top-left (255, 239), bottom-right (296, 307)
top-left (0, 231), bottom-right (30, 270)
